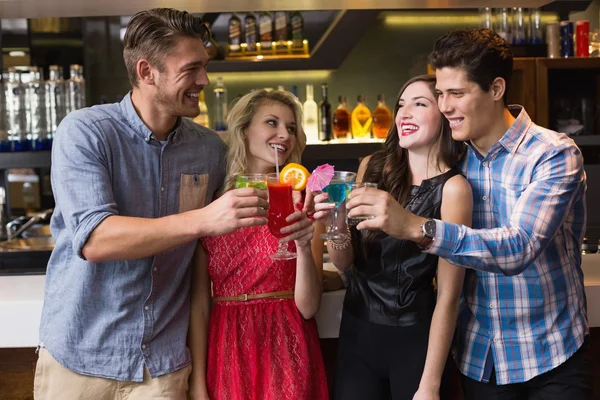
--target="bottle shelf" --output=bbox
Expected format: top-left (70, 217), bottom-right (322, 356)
top-left (0, 151), bottom-right (51, 170)
top-left (303, 139), bottom-right (384, 161)
top-left (207, 10), bottom-right (379, 73)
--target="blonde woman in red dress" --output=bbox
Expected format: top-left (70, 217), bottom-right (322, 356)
top-left (188, 89), bottom-right (329, 400)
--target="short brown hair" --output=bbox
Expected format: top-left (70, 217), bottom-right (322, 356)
top-left (429, 28), bottom-right (513, 106)
top-left (123, 8), bottom-right (210, 87)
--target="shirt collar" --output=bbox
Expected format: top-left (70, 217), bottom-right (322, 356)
top-left (119, 91), bottom-right (182, 144)
top-left (496, 105), bottom-right (531, 155)
top-left (464, 105), bottom-right (531, 159)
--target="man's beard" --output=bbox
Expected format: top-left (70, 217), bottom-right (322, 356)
top-left (155, 83), bottom-right (201, 119)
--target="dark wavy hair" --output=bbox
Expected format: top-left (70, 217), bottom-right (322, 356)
top-left (429, 28), bottom-right (513, 106)
top-left (362, 74), bottom-right (464, 209)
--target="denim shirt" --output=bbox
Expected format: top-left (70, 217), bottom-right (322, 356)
top-left (39, 92), bottom-right (226, 382)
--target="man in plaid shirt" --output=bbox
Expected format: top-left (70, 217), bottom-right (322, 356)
top-left (347, 28), bottom-right (592, 399)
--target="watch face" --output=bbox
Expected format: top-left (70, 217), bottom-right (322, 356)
top-left (424, 220), bottom-right (436, 237)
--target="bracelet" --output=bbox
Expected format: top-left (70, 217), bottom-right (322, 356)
top-left (328, 226), bottom-right (351, 251)
top-left (329, 238), bottom-right (350, 251)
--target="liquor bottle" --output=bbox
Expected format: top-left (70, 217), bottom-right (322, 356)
top-left (213, 77), bottom-right (228, 133)
top-left (0, 77), bottom-right (8, 152)
top-left (228, 13), bottom-right (242, 53)
top-left (26, 66), bottom-right (48, 151)
top-left (273, 11), bottom-right (289, 50)
top-left (372, 94), bottom-right (392, 139)
top-left (290, 11), bottom-right (304, 49)
top-left (582, 237), bottom-right (590, 255)
top-left (5, 68), bottom-right (28, 151)
top-left (495, 8), bottom-right (511, 43)
top-left (318, 83), bottom-right (332, 142)
top-left (351, 95), bottom-right (372, 139)
top-left (244, 13), bottom-right (258, 52)
top-left (302, 84), bottom-right (318, 143)
top-left (258, 12), bottom-right (273, 51)
top-left (333, 95), bottom-right (351, 139)
top-left (67, 64), bottom-right (86, 113)
top-left (529, 9), bottom-right (543, 45)
top-left (193, 91), bottom-right (210, 127)
top-left (204, 22), bottom-right (220, 60)
top-left (512, 8), bottom-right (526, 45)
top-left (45, 65), bottom-right (67, 139)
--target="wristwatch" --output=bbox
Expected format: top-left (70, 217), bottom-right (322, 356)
top-left (418, 219), bottom-right (436, 250)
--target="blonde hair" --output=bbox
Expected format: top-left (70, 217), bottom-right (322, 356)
top-left (222, 90), bottom-right (306, 193)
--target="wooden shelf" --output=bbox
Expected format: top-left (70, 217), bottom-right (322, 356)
top-left (0, 151), bottom-right (51, 170)
top-left (535, 57), bottom-right (600, 129)
top-left (207, 10), bottom-right (379, 72)
top-left (572, 136), bottom-right (600, 146)
top-left (302, 139), bottom-right (384, 161)
top-left (536, 57), bottom-right (600, 70)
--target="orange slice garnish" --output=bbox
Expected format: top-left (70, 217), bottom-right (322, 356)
top-left (280, 163), bottom-right (310, 191)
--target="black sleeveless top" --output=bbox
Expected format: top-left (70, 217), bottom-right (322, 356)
top-left (343, 168), bottom-right (460, 326)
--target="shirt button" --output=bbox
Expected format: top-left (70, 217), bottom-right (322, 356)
top-left (141, 344), bottom-right (147, 349)
top-left (145, 306), bottom-right (149, 310)
top-left (494, 337), bottom-right (499, 343)
top-left (482, 195), bottom-right (488, 201)
top-left (482, 161), bottom-right (487, 167)
top-left (490, 303), bottom-right (494, 309)
top-left (153, 267), bottom-right (158, 272)
top-left (161, 187), bottom-right (165, 192)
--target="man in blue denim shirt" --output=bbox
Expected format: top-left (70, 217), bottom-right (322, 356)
top-left (34, 9), bottom-right (270, 399)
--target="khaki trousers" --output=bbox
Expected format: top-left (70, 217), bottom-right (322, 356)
top-left (33, 348), bottom-right (191, 400)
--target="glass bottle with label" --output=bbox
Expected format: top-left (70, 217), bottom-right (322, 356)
top-left (290, 11), bottom-right (304, 49)
top-left (258, 12), bottom-right (273, 51)
top-left (5, 68), bottom-right (28, 151)
top-left (26, 66), bottom-right (48, 151)
top-left (213, 77), bottom-right (228, 133)
top-left (582, 237), bottom-right (590, 255)
top-left (193, 91), bottom-right (210, 127)
top-left (318, 83), bottom-right (331, 142)
top-left (67, 64), bottom-right (86, 113)
top-left (302, 84), bottom-right (318, 143)
top-left (0, 77), bottom-right (8, 152)
top-left (512, 7), bottom-right (526, 45)
top-left (273, 11), bottom-right (289, 50)
top-left (228, 13), bottom-right (242, 54)
top-left (333, 95), bottom-right (351, 139)
top-left (244, 13), bottom-right (258, 52)
top-left (45, 65), bottom-right (67, 146)
top-left (372, 94), bottom-right (392, 139)
top-left (351, 95), bottom-right (372, 139)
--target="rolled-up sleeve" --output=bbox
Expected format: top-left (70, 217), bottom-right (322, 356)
top-left (51, 113), bottom-right (118, 259)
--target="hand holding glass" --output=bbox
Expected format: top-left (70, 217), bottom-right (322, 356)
top-left (347, 182), bottom-right (377, 226)
top-left (320, 171), bottom-right (356, 241)
top-left (235, 174), bottom-right (268, 190)
top-left (266, 173), bottom-right (297, 260)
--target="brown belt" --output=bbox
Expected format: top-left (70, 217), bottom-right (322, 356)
top-left (212, 290), bottom-right (295, 302)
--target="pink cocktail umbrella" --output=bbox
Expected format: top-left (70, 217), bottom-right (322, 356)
top-left (307, 164), bottom-right (334, 192)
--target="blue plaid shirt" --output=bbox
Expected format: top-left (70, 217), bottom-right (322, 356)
top-left (428, 106), bottom-right (588, 385)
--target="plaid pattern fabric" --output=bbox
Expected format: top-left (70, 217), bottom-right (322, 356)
top-left (429, 106), bottom-right (588, 384)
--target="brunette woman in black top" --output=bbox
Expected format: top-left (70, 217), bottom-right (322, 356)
top-left (329, 75), bottom-right (473, 400)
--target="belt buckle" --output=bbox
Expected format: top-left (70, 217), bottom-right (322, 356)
top-left (242, 293), bottom-right (248, 301)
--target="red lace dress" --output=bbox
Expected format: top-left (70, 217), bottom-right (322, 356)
top-left (201, 225), bottom-right (329, 400)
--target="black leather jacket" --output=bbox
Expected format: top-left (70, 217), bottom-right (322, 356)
top-left (344, 169), bottom-right (460, 326)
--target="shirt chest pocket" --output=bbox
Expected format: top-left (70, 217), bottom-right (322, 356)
top-left (179, 173), bottom-right (209, 213)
